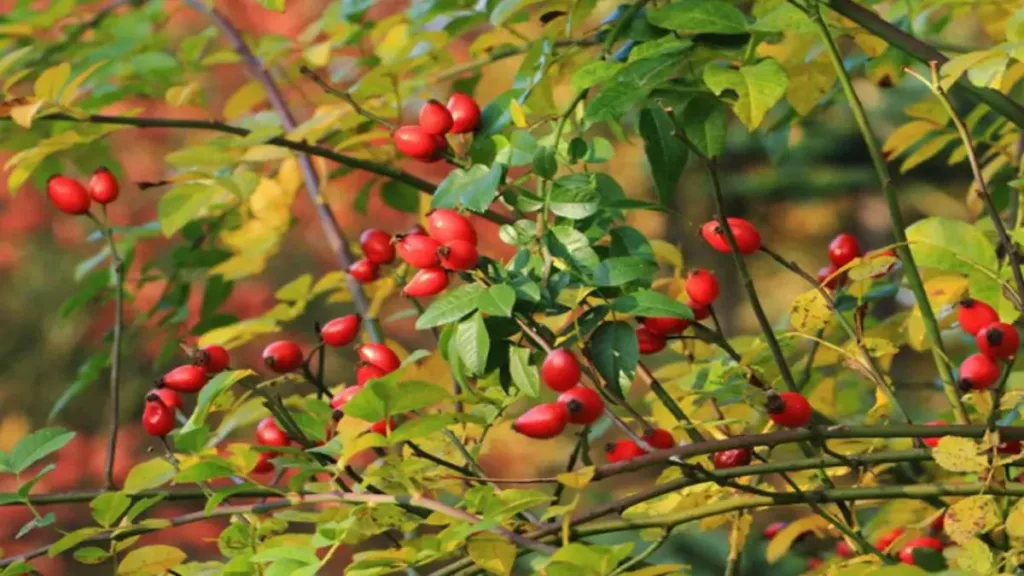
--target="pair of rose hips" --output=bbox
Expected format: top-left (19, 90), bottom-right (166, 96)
top-left (142, 345), bottom-right (231, 437)
top-left (512, 350), bottom-right (606, 439)
top-left (635, 271), bottom-right (718, 355)
top-left (873, 527), bottom-right (945, 566)
top-left (251, 416), bottom-right (290, 474)
top-left (349, 209), bottom-right (479, 298)
top-left (330, 342), bottom-right (403, 436)
top-left (47, 169), bottom-right (119, 215)
top-left (955, 298), bottom-right (1019, 391)
top-left (816, 233), bottom-right (860, 289)
top-left (605, 429), bottom-right (677, 463)
top-left (393, 94), bottom-right (481, 162)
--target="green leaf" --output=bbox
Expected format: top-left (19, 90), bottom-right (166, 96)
top-left (490, 0), bottom-right (544, 26)
top-left (158, 182), bottom-right (232, 237)
top-left (49, 527), bottom-right (104, 557)
top-left (548, 226), bottom-right (601, 271)
top-left (508, 347), bottom-right (540, 397)
top-left (495, 131), bottom-right (537, 167)
top-left (91, 491), bottom-right (132, 528)
top-left (18, 464), bottom-right (55, 499)
top-left (533, 146), bottom-right (557, 179)
top-left (342, 380), bottom-right (452, 422)
top-left (593, 257), bottom-right (658, 287)
top-left (570, 61), bottom-right (623, 92)
top-left (176, 460), bottom-right (235, 484)
top-left (180, 370), bottom-right (254, 434)
top-left (639, 105), bottom-right (686, 205)
top-left (457, 312), bottom-right (490, 375)
top-left (388, 413), bottom-right (457, 443)
top-left (906, 217), bottom-right (998, 275)
top-left (381, 180), bottom-right (419, 213)
top-left (416, 284), bottom-right (486, 329)
top-left (549, 176), bottom-right (600, 219)
top-left (432, 164), bottom-right (504, 213)
top-left (256, 0), bottom-right (285, 11)
top-left (15, 512), bottom-right (54, 540)
top-left (117, 545), bottom-right (187, 575)
top-left (677, 94), bottom-right (729, 158)
top-left (704, 60), bottom-right (789, 131)
top-left (8, 427), bottom-right (75, 474)
top-left (477, 284), bottom-right (516, 317)
top-left (74, 547), bottom-right (111, 565)
top-left (647, 0), bottom-right (748, 35)
top-left (611, 290), bottom-right (693, 319)
top-left (590, 322), bottom-right (639, 397)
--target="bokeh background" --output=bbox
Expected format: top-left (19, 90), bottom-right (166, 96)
top-left (0, 0), bottom-right (1013, 573)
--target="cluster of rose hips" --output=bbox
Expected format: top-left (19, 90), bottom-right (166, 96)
top-left (142, 345), bottom-right (231, 437)
top-left (954, 297), bottom-right (1019, 392)
top-left (815, 233), bottom-right (861, 289)
top-left (392, 94), bottom-right (481, 162)
top-left (635, 268), bottom-right (717, 355)
top-left (45, 169), bottom-right (120, 216)
top-left (349, 209), bottom-right (480, 298)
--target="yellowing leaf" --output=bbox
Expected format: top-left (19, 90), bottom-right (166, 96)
top-left (789, 288), bottom-right (831, 333)
top-left (945, 495), bottom-right (1000, 544)
top-left (932, 436), bottom-right (987, 473)
top-left (375, 23), bottom-right (409, 65)
top-left (649, 239), bottom-right (683, 269)
top-left (509, 99), bottom-right (527, 128)
top-left (303, 41), bottom-right (332, 67)
top-left (166, 83), bottom-right (201, 107)
top-left (467, 533), bottom-right (516, 575)
top-left (59, 61), bottom-right (107, 107)
top-left (116, 545), bottom-right (186, 575)
top-left (943, 537), bottom-right (994, 574)
top-left (1007, 498), bottom-right (1024, 540)
top-left (241, 145), bottom-right (291, 162)
top-left (901, 133), bottom-right (958, 174)
top-left (223, 80), bottom-right (265, 120)
top-left (704, 59), bottom-right (789, 130)
top-left (10, 99), bottom-right (43, 128)
top-left (34, 62), bottom-right (70, 101)
top-left (785, 58), bottom-right (835, 116)
top-left (883, 120), bottom-right (938, 158)
top-left (198, 317), bottom-right (279, 349)
top-left (556, 465), bottom-right (595, 489)
top-left (766, 515), bottom-right (830, 563)
top-left (852, 31), bottom-right (887, 57)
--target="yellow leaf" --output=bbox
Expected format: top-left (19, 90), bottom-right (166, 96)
top-left (1006, 498), bottom-right (1024, 540)
top-left (375, 23), bottom-right (409, 65)
top-left (466, 533), bottom-right (515, 576)
top-left (945, 495), bottom-right (1000, 544)
top-left (0, 23), bottom-right (33, 36)
top-left (943, 537), bottom-right (994, 574)
top-left (649, 239), bottom-right (683, 269)
top-left (198, 317), bottom-right (279, 349)
top-left (4, 68), bottom-right (32, 93)
top-left (932, 436), bottom-right (987, 473)
top-left (0, 46), bottom-right (32, 79)
top-left (11, 99), bottom-right (43, 128)
top-left (556, 465), bottom-right (595, 489)
top-left (116, 545), bottom-right (186, 575)
top-left (766, 516), bottom-right (831, 563)
top-left (847, 252), bottom-right (898, 281)
top-left (852, 31), bottom-right (887, 57)
top-left (901, 133), bottom-right (958, 174)
top-left (882, 120), bottom-right (938, 158)
top-left (59, 61), bottom-right (107, 107)
top-left (508, 99), bottom-right (527, 128)
top-left (789, 288), bottom-right (831, 333)
top-left (34, 62), bottom-right (71, 101)
top-left (729, 513), bottom-right (753, 562)
top-left (223, 80), bottom-right (265, 120)
top-left (304, 41), bottom-right (332, 68)
top-left (368, 276), bottom-right (395, 318)
top-left (286, 107), bottom-right (343, 143)
top-left (241, 145), bottom-right (291, 162)
top-left (166, 83), bottom-right (201, 107)
top-left (622, 566), bottom-right (689, 576)
top-left (785, 58), bottom-right (835, 116)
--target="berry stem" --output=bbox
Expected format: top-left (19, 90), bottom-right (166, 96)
top-left (809, 6), bottom-right (970, 424)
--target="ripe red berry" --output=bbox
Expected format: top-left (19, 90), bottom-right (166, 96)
top-left (256, 417), bottom-right (289, 447)
top-left (404, 224), bottom-right (427, 237)
top-left (606, 439), bottom-right (646, 463)
top-left (958, 353), bottom-right (1001, 391)
top-left (898, 536), bottom-right (943, 565)
top-left (998, 439), bottom-right (1022, 454)
top-left (763, 522), bottom-right (787, 539)
top-left (356, 363), bottom-right (387, 386)
top-left (929, 511), bottom-right (945, 533)
top-left (142, 394), bottom-right (175, 437)
top-left (348, 259), bottom-right (379, 283)
top-left (643, 428), bottom-right (676, 450)
top-left (641, 316), bottom-right (689, 335)
top-left (369, 418), bottom-right (398, 436)
top-left (160, 364), bottom-right (208, 393)
top-left (321, 315), bottom-right (361, 347)
top-left (512, 403), bottom-right (568, 439)
top-left (150, 388), bottom-right (182, 412)
top-left (198, 345), bottom-right (230, 374)
top-left (393, 125), bottom-right (441, 160)
top-left (828, 233), bottom-right (861, 268)
top-left (713, 448), bottom-right (752, 469)
top-left (875, 527), bottom-right (905, 551)
top-left (958, 298), bottom-right (1000, 336)
top-left (262, 340), bottom-right (303, 373)
top-left (251, 452), bottom-right (274, 474)
top-left (397, 234), bottom-right (442, 269)
top-left (331, 385), bottom-right (363, 412)
top-left (403, 267), bottom-right (449, 297)
top-left (446, 93), bottom-right (481, 134)
top-left (976, 322), bottom-right (1019, 360)
top-left (418, 100), bottom-right (454, 136)
top-left (427, 209), bottom-right (477, 245)
top-left (685, 269), bottom-right (720, 307)
top-left (557, 386), bottom-right (605, 425)
top-left (767, 391), bottom-right (813, 428)
top-left (47, 175), bottom-right (91, 215)
top-left (690, 303), bottom-right (710, 321)
top-left (360, 229), bottom-right (395, 265)
top-left (87, 167), bottom-right (119, 204)
top-left (541, 349), bottom-right (581, 392)
top-left (922, 420), bottom-right (948, 448)
top-left (806, 558), bottom-right (823, 570)
top-left (636, 326), bottom-right (666, 354)
top-left (700, 217), bottom-right (761, 255)
top-left (357, 343), bottom-right (401, 373)
top-left (835, 540), bottom-right (854, 558)
top-left (816, 264), bottom-right (843, 290)
top-left (438, 240), bottom-right (478, 271)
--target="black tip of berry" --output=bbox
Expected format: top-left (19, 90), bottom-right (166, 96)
top-left (958, 378), bottom-right (973, 393)
top-left (566, 399), bottom-right (583, 413)
top-left (764, 390), bottom-right (784, 414)
top-left (959, 298), bottom-right (975, 308)
top-left (145, 392), bottom-right (160, 403)
top-left (985, 328), bottom-right (1004, 346)
top-left (332, 409), bottom-right (343, 421)
top-left (605, 443), bottom-right (616, 453)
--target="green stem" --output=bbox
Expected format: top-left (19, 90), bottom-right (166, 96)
top-left (809, 6), bottom-right (969, 424)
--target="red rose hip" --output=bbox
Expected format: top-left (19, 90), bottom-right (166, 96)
top-left (348, 259), bottom-right (379, 283)
top-left (557, 386), bottom-right (604, 425)
top-left (767, 391), bottom-right (812, 428)
top-left (713, 448), bottom-right (752, 469)
top-left (897, 536), bottom-right (943, 565)
top-left (396, 234), bottom-right (442, 269)
top-left (828, 233), bottom-right (861, 268)
top-left (321, 315), bottom-right (361, 347)
top-left (606, 439), bottom-right (646, 463)
top-left (976, 322), bottom-right (1019, 360)
top-left (360, 229), bottom-right (395, 265)
top-left (393, 125), bottom-right (441, 160)
top-left (427, 209), bottom-right (477, 245)
top-left (685, 269), bottom-right (720, 307)
top-left (643, 428), bottom-right (675, 449)
top-left (160, 364), bottom-right (208, 393)
top-left (256, 417), bottom-right (289, 447)
top-left (438, 240), bottom-right (478, 271)
top-left (512, 403), bottom-right (568, 439)
top-left (922, 420), bottom-right (948, 448)
top-left (700, 217), bottom-right (761, 255)
top-left (197, 345), bottom-right (230, 373)
top-left (357, 343), bottom-right (401, 373)
top-left (418, 100), bottom-right (454, 136)
top-left (150, 388), bottom-right (183, 411)
top-left (331, 385), bottom-right (363, 412)
top-left (641, 316), bottom-right (689, 335)
top-left (87, 167), bottom-right (119, 204)
top-left (356, 364), bottom-right (387, 385)
top-left (47, 175), bottom-right (91, 215)
top-left (958, 298), bottom-right (999, 336)
top-left (446, 93), bottom-right (481, 134)
top-left (763, 522), bottom-right (787, 539)
top-left (541, 349), bottom-right (581, 392)
top-left (262, 340), bottom-right (303, 373)
top-left (636, 326), bottom-right (666, 354)
top-left (142, 394), bottom-right (175, 437)
top-left (403, 267), bottom-right (449, 297)
top-left (958, 353), bottom-right (1001, 391)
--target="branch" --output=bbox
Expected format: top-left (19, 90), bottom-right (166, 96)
top-left (808, 5), bottom-right (969, 424)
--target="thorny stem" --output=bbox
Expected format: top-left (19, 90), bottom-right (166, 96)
top-left (808, 5), bottom-right (969, 424)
